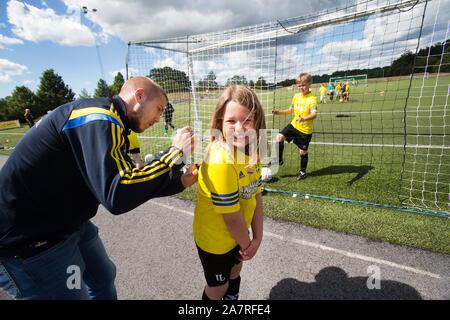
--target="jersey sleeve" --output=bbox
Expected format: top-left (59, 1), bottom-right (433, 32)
top-left (202, 162), bottom-right (240, 214)
top-left (62, 108), bottom-right (185, 215)
top-left (128, 130), bottom-right (140, 154)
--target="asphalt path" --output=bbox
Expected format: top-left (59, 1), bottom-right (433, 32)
top-left (0, 155), bottom-right (449, 300)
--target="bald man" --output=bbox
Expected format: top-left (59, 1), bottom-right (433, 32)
top-left (0, 77), bottom-right (197, 300)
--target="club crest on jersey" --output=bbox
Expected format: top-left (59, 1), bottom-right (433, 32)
top-left (239, 171), bottom-right (245, 179)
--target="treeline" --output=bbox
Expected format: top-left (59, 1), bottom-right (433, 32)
top-left (0, 70), bottom-right (125, 123)
top-left (148, 67), bottom-right (270, 92)
top-left (282, 39), bottom-right (450, 85)
top-left (2, 40), bottom-right (447, 122)
top-left (147, 38), bottom-right (449, 93)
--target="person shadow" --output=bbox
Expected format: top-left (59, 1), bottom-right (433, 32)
top-left (269, 266), bottom-right (422, 300)
top-left (281, 165), bottom-right (374, 186)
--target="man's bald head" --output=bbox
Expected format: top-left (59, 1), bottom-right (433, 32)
top-left (119, 76), bottom-right (167, 104)
top-left (119, 76), bottom-right (168, 133)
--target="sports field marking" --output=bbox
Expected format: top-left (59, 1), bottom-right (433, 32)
top-left (312, 142), bottom-right (450, 149)
top-left (0, 132), bottom-right (26, 136)
top-left (151, 200), bottom-right (443, 280)
top-left (317, 108), bottom-right (448, 115)
top-left (3, 131), bottom-right (446, 149)
top-left (138, 136), bottom-right (449, 149)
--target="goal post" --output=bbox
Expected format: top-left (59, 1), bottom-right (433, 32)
top-left (126, 0), bottom-right (449, 215)
top-left (329, 74), bottom-right (368, 87)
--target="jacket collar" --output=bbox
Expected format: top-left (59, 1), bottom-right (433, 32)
top-left (111, 95), bottom-right (130, 131)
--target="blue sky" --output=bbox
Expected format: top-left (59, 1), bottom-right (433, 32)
top-left (1, 0), bottom-right (448, 99)
top-left (0, 0), bottom-right (128, 98)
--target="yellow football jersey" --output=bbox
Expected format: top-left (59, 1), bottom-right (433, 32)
top-left (290, 92), bottom-right (318, 134)
top-left (193, 142), bottom-right (262, 254)
top-left (128, 130), bottom-right (140, 152)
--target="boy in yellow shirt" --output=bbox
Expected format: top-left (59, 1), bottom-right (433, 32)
top-left (272, 72), bottom-right (318, 180)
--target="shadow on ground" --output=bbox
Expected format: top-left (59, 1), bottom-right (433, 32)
top-left (269, 266), bottom-right (422, 300)
top-left (280, 165), bottom-right (374, 185)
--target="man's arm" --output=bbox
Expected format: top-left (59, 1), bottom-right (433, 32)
top-left (63, 118), bottom-right (195, 215)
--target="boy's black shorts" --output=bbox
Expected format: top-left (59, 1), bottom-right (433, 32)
top-left (196, 244), bottom-right (241, 287)
top-left (280, 124), bottom-right (312, 151)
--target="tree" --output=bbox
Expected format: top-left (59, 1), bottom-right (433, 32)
top-left (197, 71), bottom-right (219, 90)
top-left (36, 69), bottom-right (75, 116)
top-left (255, 76), bottom-right (267, 89)
top-left (110, 72), bottom-right (125, 96)
top-left (226, 75), bottom-right (248, 86)
top-left (0, 98), bottom-right (9, 121)
top-left (148, 66), bottom-right (189, 92)
top-left (94, 79), bottom-right (111, 98)
top-left (78, 88), bottom-right (92, 99)
top-left (6, 86), bottom-right (37, 122)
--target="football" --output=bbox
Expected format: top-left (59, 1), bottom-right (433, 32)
top-left (261, 167), bottom-right (273, 182)
top-left (144, 154), bottom-right (155, 163)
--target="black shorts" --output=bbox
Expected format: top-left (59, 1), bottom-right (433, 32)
top-left (196, 244), bottom-right (241, 287)
top-left (280, 124), bottom-right (312, 151)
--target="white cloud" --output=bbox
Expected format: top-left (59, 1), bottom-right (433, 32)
top-left (7, 0), bottom-right (95, 46)
top-left (62, 0), bottom-right (350, 42)
top-left (23, 79), bottom-right (35, 85)
top-left (0, 33), bottom-right (24, 49)
top-left (0, 58), bottom-right (28, 83)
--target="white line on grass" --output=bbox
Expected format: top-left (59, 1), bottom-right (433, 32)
top-left (0, 132), bottom-right (26, 136)
top-left (151, 200), bottom-right (442, 280)
top-left (3, 132), bottom-right (446, 149)
top-left (311, 142), bottom-right (450, 149)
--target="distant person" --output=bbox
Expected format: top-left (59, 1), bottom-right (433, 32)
top-left (272, 72), bottom-right (318, 180)
top-left (127, 130), bottom-right (143, 168)
top-left (163, 101), bottom-right (175, 134)
top-left (328, 82), bottom-right (335, 101)
top-left (23, 109), bottom-right (35, 128)
top-left (319, 84), bottom-right (327, 104)
top-left (194, 85), bottom-right (265, 300)
top-left (341, 81), bottom-right (347, 103)
top-left (345, 82), bottom-right (350, 102)
top-left (0, 76), bottom-right (198, 300)
top-left (336, 82), bottom-right (342, 101)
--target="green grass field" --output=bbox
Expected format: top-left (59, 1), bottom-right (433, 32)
top-left (140, 75), bottom-right (449, 212)
top-left (1, 75), bottom-right (449, 254)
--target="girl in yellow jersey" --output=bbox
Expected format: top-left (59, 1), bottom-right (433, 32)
top-left (194, 85), bottom-right (266, 300)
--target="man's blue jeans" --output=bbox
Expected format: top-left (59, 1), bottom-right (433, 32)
top-left (0, 221), bottom-right (117, 300)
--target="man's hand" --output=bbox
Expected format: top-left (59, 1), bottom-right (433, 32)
top-left (272, 108), bottom-right (279, 115)
top-left (172, 126), bottom-right (195, 157)
top-left (180, 163), bottom-right (199, 188)
top-left (296, 116), bottom-right (304, 123)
